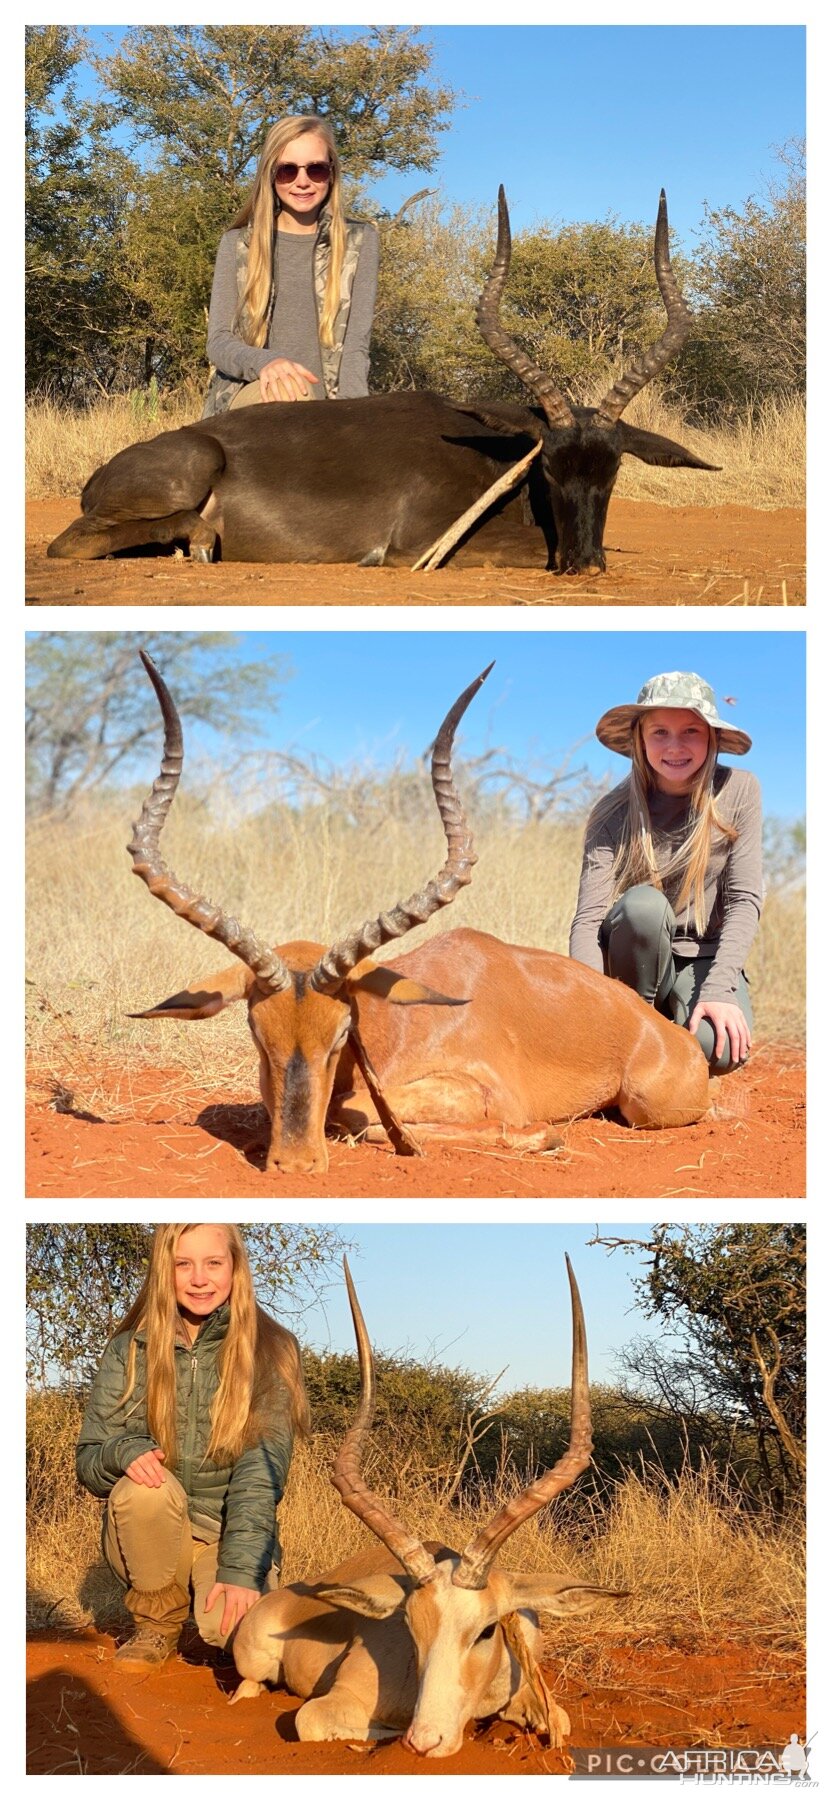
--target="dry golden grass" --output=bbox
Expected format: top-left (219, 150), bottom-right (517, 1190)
top-left (25, 389), bottom-right (805, 511)
top-left (27, 1391), bottom-right (804, 1656)
top-left (609, 390), bottom-right (805, 510)
top-left (26, 390), bottom-right (201, 501)
top-left (25, 790), bottom-right (804, 1116)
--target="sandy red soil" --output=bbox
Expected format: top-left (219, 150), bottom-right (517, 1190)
top-left (26, 1045), bottom-right (804, 1200)
top-left (26, 497), bottom-right (804, 607)
top-left (26, 1629), bottom-right (805, 1775)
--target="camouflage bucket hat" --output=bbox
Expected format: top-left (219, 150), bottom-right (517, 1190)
top-left (596, 672), bottom-right (752, 758)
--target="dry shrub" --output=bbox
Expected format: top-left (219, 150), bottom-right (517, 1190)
top-left (25, 390), bottom-right (805, 511)
top-left (28, 1391), bottom-right (804, 1654)
top-left (25, 786), bottom-right (804, 1117)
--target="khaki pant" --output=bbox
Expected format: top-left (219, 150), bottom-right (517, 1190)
top-left (228, 381), bottom-right (264, 410)
top-left (228, 379), bottom-right (316, 409)
top-left (104, 1472), bottom-right (266, 1648)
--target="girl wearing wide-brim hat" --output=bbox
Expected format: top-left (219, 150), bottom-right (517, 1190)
top-left (76, 1224), bottom-right (308, 1668)
top-left (569, 672), bottom-right (761, 1073)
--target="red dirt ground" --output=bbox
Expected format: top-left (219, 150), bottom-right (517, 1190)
top-left (26, 1630), bottom-right (805, 1775)
top-left (26, 1045), bottom-right (804, 1200)
top-left (26, 497), bottom-right (805, 607)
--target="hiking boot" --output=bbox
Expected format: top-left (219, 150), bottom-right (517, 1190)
top-left (115, 1623), bottom-right (181, 1665)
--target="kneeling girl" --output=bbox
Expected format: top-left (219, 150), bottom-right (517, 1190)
top-left (77, 1223), bottom-right (308, 1664)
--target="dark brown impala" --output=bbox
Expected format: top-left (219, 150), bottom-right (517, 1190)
top-left (232, 1256), bottom-right (625, 1757)
top-left (50, 191), bottom-right (716, 575)
top-left (127, 652), bottom-right (709, 1176)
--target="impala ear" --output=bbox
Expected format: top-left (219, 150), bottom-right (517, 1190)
top-left (505, 1575), bottom-right (630, 1618)
top-left (314, 1573), bottom-right (410, 1619)
top-left (618, 422), bottom-right (720, 472)
top-left (346, 964), bottom-right (469, 1007)
top-left (447, 401), bottom-right (544, 441)
top-left (128, 962), bottom-right (254, 1021)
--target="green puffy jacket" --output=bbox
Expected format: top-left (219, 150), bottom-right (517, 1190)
top-left (76, 1303), bottom-right (294, 1589)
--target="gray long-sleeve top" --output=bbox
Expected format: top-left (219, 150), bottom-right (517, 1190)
top-left (568, 765), bottom-right (763, 1004)
top-left (206, 225), bottom-right (379, 397)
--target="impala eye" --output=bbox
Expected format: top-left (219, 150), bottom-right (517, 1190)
top-left (477, 1623), bottom-right (497, 1642)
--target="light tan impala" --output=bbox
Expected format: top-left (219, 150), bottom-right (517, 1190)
top-left (128, 651), bottom-right (709, 1174)
top-left (232, 1256), bottom-right (624, 1757)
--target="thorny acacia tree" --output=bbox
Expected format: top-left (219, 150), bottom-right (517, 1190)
top-left (25, 633), bottom-right (288, 816)
top-left (593, 1224), bottom-right (805, 1497)
top-left (26, 1223), bottom-right (348, 1387)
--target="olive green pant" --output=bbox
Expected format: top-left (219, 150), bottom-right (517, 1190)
top-left (104, 1471), bottom-right (274, 1648)
top-left (600, 884), bottom-right (752, 1075)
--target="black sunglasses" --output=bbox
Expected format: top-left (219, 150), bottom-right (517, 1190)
top-left (274, 160), bottom-right (331, 185)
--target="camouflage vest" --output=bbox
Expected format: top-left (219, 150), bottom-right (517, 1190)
top-left (203, 206), bottom-right (369, 416)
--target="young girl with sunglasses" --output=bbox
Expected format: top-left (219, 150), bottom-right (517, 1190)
top-left (204, 115), bottom-right (379, 414)
top-left (569, 672), bottom-right (762, 1073)
top-left (76, 1224), bottom-right (309, 1666)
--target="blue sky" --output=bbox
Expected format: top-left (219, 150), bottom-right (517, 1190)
top-left (77, 25), bottom-right (804, 247)
top-left (276, 1223), bottom-right (680, 1392)
top-left (167, 630), bottom-right (804, 821)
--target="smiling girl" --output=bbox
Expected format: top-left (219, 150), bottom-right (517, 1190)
top-left (203, 114), bottom-right (379, 415)
top-left (569, 672), bottom-right (762, 1072)
top-left (76, 1224), bottom-right (308, 1666)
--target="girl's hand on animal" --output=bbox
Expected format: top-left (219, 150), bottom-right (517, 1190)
top-left (205, 1582), bottom-right (261, 1636)
top-left (688, 999), bottom-right (752, 1065)
top-left (259, 358), bottom-right (318, 403)
top-left (124, 1447), bottom-right (167, 1487)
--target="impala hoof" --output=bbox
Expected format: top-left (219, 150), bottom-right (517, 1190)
top-left (229, 1677), bottom-right (264, 1705)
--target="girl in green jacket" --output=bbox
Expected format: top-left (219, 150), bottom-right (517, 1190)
top-left (77, 1223), bottom-right (309, 1667)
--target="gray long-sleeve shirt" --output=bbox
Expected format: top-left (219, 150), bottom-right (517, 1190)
top-left (568, 765), bottom-right (763, 1004)
top-left (206, 225), bottom-right (379, 397)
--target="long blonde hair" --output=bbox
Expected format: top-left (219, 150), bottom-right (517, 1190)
top-left (114, 1225), bottom-right (309, 1467)
top-left (230, 115), bottom-right (346, 349)
top-left (590, 720), bottom-right (738, 934)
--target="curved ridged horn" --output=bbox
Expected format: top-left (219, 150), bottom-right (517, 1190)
top-left (128, 651), bottom-right (292, 992)
top-left (476, 186), bottom-right (575, 431)
top-left (453, 1256), bottom-right (593, 1590)
top-left (331, 1259), bottom-right (438, 1585)
top-left (595, 190), bottom-right (693, 426)
top-left (309, 663), bottom-right (493, 994)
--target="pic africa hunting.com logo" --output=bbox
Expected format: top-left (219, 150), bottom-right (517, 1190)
top-left (570, 1733), bottom-right (814, 1781)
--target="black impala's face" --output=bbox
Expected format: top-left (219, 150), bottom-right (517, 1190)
top-left (541, 411), bottom-right (624, 573)
top-left (541, 405), bottom-right (719, 574)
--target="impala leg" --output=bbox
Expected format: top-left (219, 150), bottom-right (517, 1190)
top-left (331, 1075), bottom-right (562, 1152)
top-left (616, 1035), bottom-right (709, 1128)
top-left (47, 431), bottom-right (226, 560)
top-left (389, 516), bottom-right (548, 571)
top-left (48, 509), bottom-right (218, 560)
top-left (295, 1687), bottom-right (395, 1744)
top-left (229, 1677), bottom-right (265, 1705)
top-left (232, 1593), bottom-right (285, 1690)
top-left (361, 1119), bottom-right (563, 1153)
